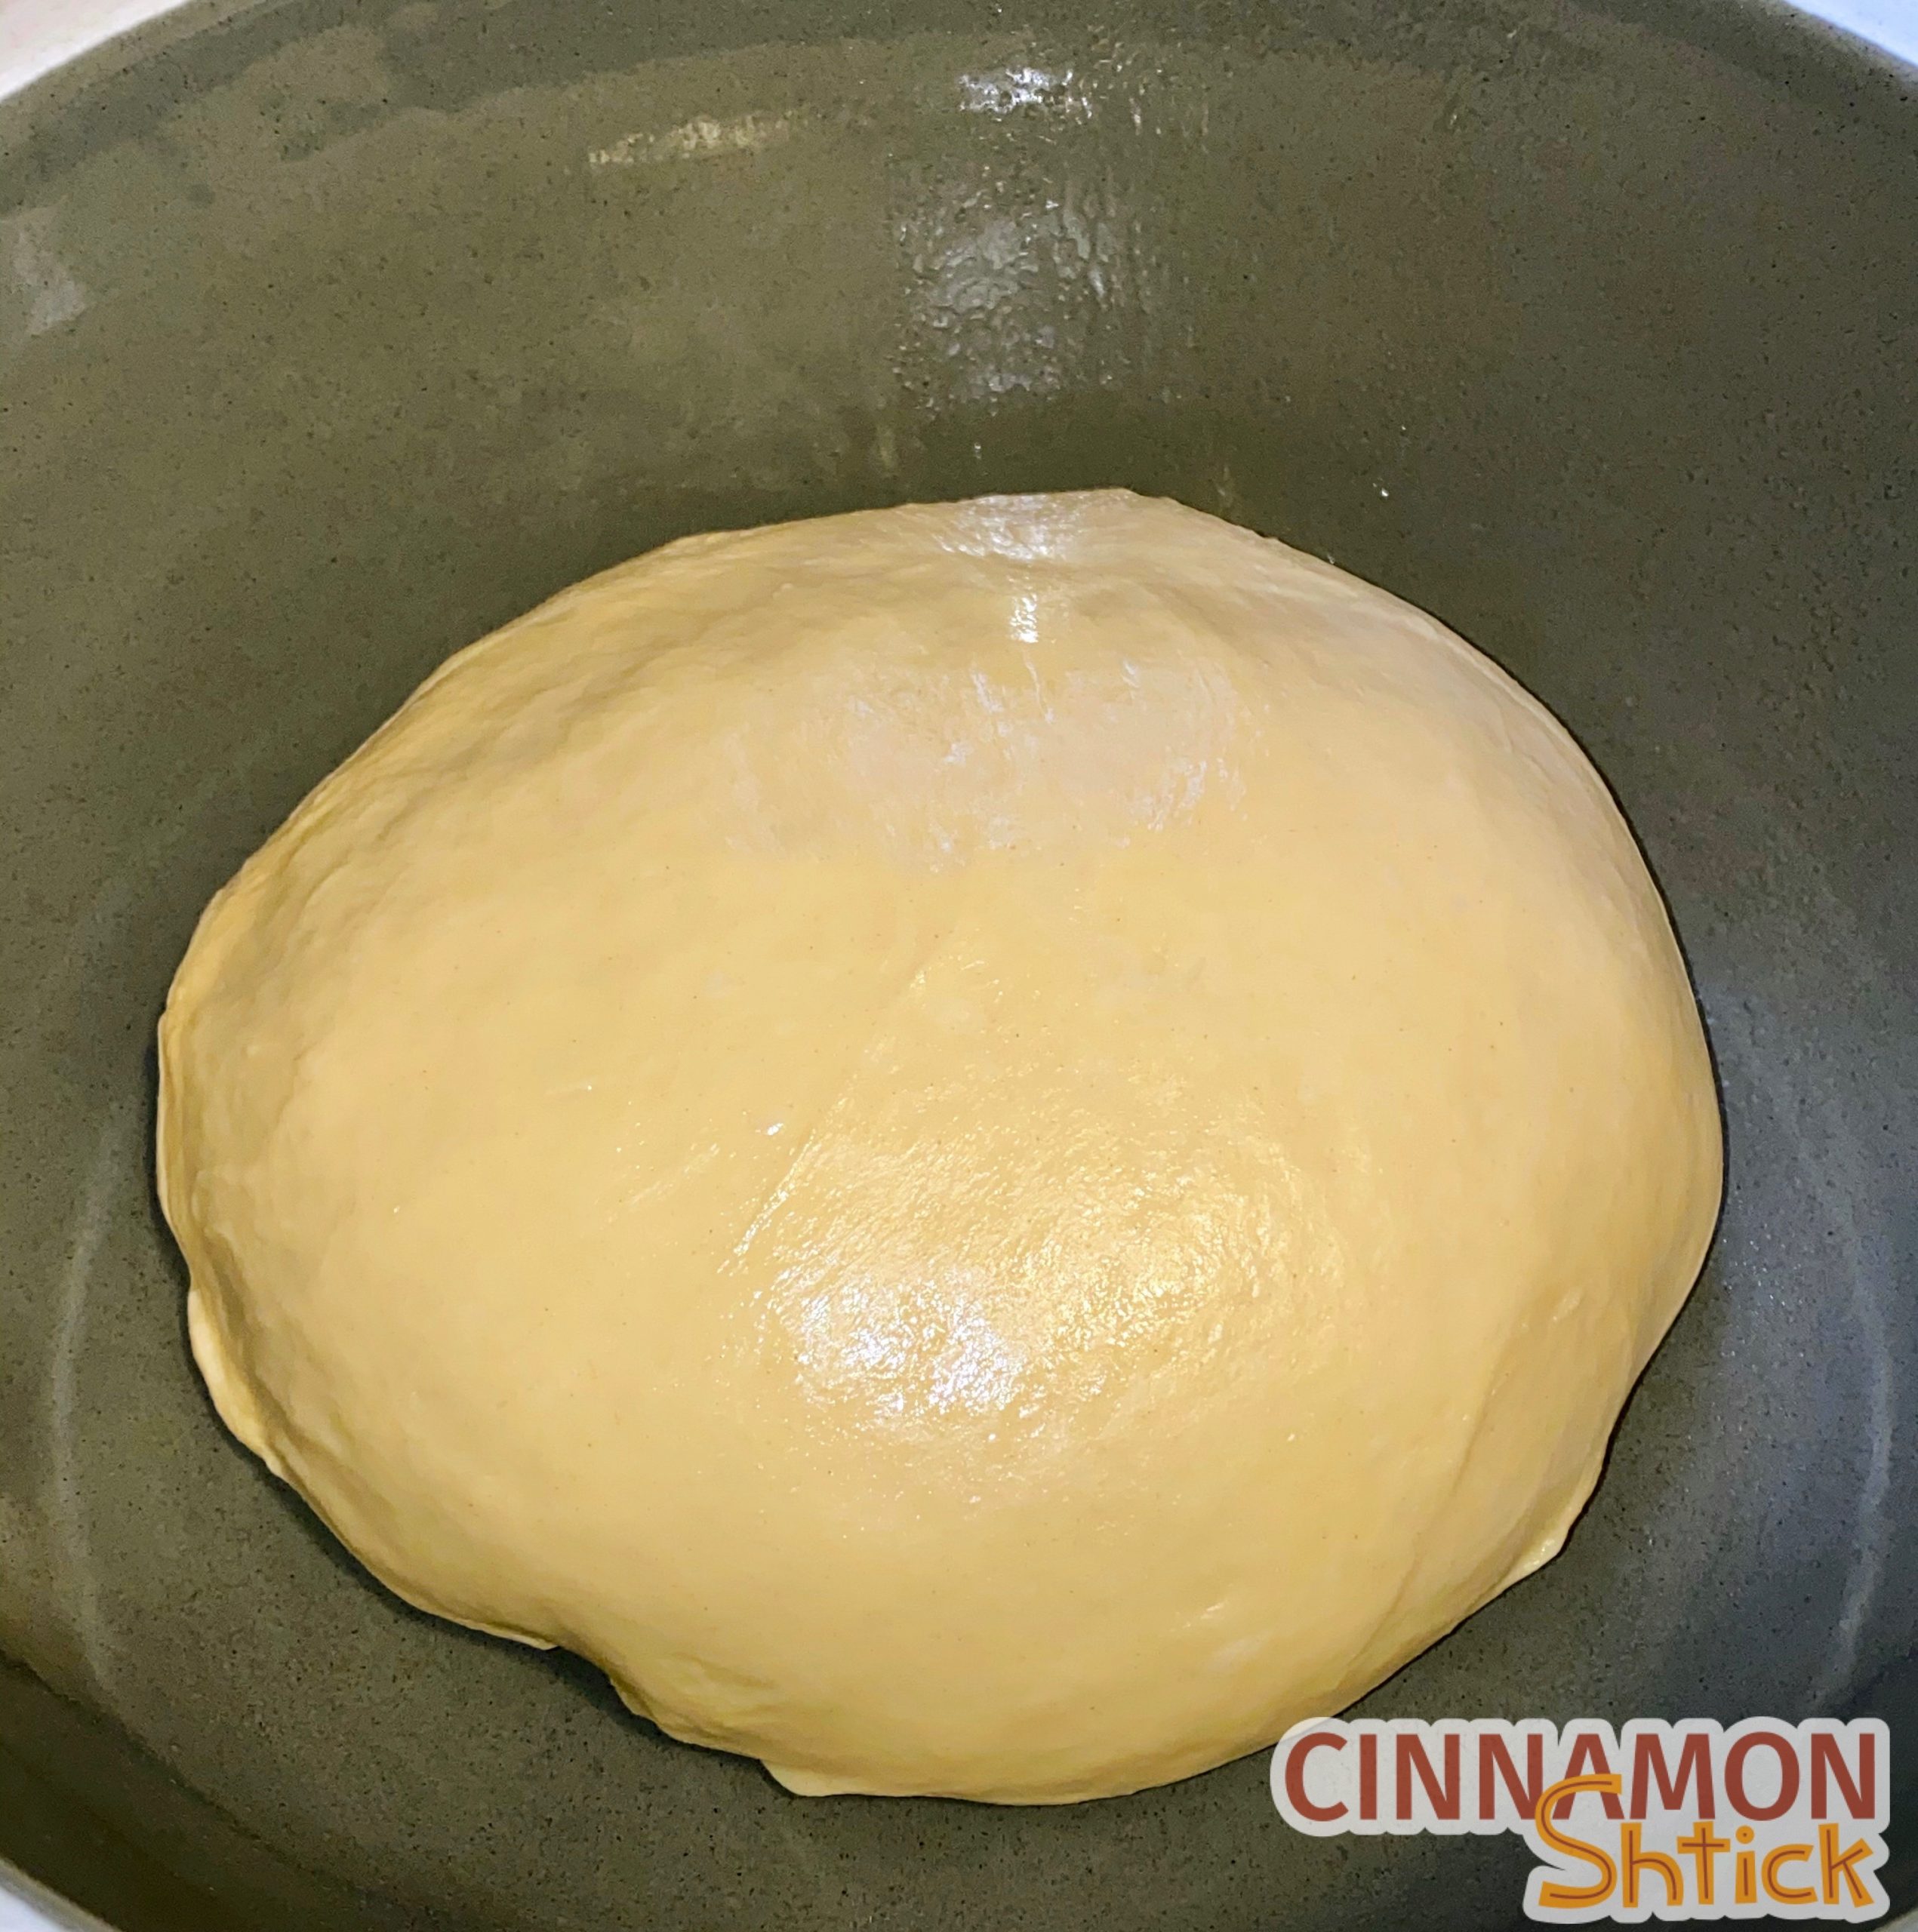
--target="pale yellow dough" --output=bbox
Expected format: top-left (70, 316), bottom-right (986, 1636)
top-left (159, 490), bottom-right (1720, 1803)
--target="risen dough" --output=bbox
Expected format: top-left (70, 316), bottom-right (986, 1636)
top-left (159, 491), bottom-right (1719, 1803)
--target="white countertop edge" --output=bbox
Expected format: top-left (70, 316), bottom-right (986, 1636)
top-left (1, 0), bottom-right (197, 101)
top-left (2, 0), bottom-right (1917, 100)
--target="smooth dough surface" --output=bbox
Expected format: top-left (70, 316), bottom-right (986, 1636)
top-left (159, 490), bottom-right (1721, 1803)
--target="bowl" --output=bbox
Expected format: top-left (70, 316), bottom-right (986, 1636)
top-left (2, 1), bottom-right (1913, 1926)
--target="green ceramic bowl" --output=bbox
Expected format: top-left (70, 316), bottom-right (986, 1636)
top-left (2, 2), bottom-right (1913, 1927)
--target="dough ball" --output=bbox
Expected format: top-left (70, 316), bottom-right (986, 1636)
top-left (158, 491), bottom-right (1720, 1803)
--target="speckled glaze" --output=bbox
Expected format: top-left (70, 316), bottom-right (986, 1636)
top-left (0, 1), bottom-right (1913, 1928)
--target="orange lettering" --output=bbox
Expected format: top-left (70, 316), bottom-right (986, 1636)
top-left (1819, 1822), bottom-right (1878, 1909)
top-left (1676, 1820), bottom-right (1729, 1905)
top-left (1760, 1842), bottom-right (1815, 1906)
top-left (1534, 1774), bottom-right (1621, 1911)
top-left (1734, 1849), bottom-right (1757, 1905)
top-left (1620, 1823), bottom-right (1684, 1908)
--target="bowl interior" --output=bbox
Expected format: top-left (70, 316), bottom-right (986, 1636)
top-left (2, 0), bottom-right (1915, 1927)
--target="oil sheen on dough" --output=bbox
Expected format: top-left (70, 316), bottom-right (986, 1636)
top-left (157, 491), bottom-right (1722, 1803)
